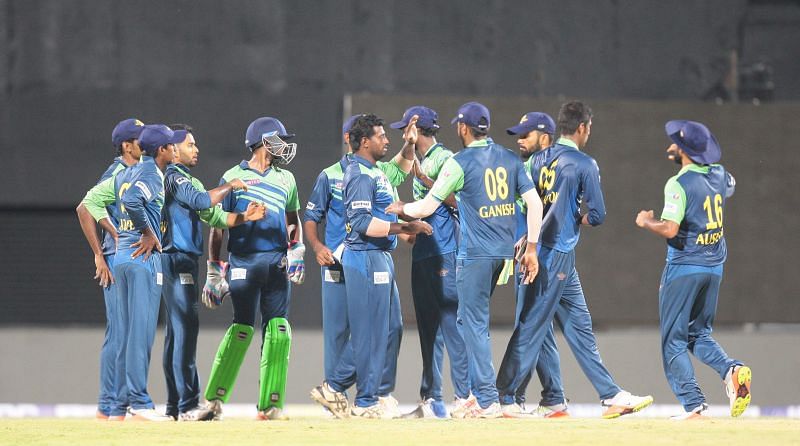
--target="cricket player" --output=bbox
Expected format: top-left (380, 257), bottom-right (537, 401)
top-left (306, 114), bottom-right (415, 419)
top-left (83, 124), bottom-right (183, 421)
top-left (496, 101), bottom-right (653, 419)
top-left (160, 123), bottom-right (266, 421)
top-left (496, 111), bottom-right (569, 418)
top-left (389, 102), bottom-right (543, 418)
top-left (319, 114), bottom-right (431, 418)
top-left (389, 106), bottom-right (470, 419)
top-left (636, 120), bottom-right (750, 420)
top-left (200, 117), bottom-right (303, 421)
top-left (76, 118), bottom-right (144, 420)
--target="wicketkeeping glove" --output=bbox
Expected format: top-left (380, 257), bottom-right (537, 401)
top-left (202, 260), bottom-right (230, 309)
top-left (286, 241), bottom-right (305, 284)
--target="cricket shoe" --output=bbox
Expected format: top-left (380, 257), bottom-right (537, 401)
top-left (401, 398), bottom-right (449, 419)
top-left (501, 403), bottom-right (534, 419)
top-left (351, 403), bottom-right (386, 419)
top-left (310, 381), bottom-right (350, 419)
top-left (464, 401), bottom-right (503, 419)
top-left (531, 402), bottom-right (570, 419)
top-left (127, 407), bottom-right (173, 422)
top-left (379, 394), bottom-right (401, 419)
top-left (725, 364), bottom-right (752, 417)
top-left (95, 410), bottom-right (109, 421)
top-left (178, 404), bottom-right (216, 422)
top-left (107, 415), bottom-right (126, 422)
top-left (600, 391), bottom-right (654, 419)
top-left (257, 406), bottom-right (289, 421)
top-left (204, 399), bottom-right (223, 421)
top-left (450, 394), bottom-right (477, 419)
top-left (670, 403), bottom-right (710, 420)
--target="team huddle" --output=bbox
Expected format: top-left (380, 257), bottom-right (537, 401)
top-left (76, 99), bottom-right (751, 422)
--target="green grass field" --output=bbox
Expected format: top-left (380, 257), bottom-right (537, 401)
top-left (2, 418), bottom-right (798, 446)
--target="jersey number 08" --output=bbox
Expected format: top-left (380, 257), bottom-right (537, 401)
top-left (484, 167), bottom-right (508, 201)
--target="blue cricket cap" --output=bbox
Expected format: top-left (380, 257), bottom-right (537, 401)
top-left (390, 106), bottom-right (440, 130)
top-left (245, 117), bottom-right (295, 148)
top-left (451, 101), bottom-right (490, 130)
top-left (506, 112), bottom-right (556, 136)
top-left (343, 114), bottom-right (365, 136)
top-left (139, 124), bottom-right (187, 154)
top-left (665, 120), bottom-right (721, 164)
top-left (111, 118), bottom-right (145, 147)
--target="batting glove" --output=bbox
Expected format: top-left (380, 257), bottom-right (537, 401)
top-left (202, 260), bottom-right (230, 309)
top-left (286, 241), bottom-right (305, 284)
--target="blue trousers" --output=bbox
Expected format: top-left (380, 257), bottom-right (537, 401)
top-left (659, 263), bottom-right (740, 411)
top-left (332, 249), bottom-right (402, 407)
top-left (111, 253), bottom-right (162, 416)
top-left (321, 263), bottom-right (349, 383)
top-left (411, 252), bottom-right (470, 401)
top-left (456, 257), bottom-right (505, 409)
top-left (498, 247), bottom-right (620, 405)
top-left (227, 251), bottom-right (290, 338)
top-left (161, 252), bottom-right (201, 415)
top-left (97, 254), bottom-right (120, 416)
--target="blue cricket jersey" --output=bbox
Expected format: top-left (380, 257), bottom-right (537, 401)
top-left (431, 138), bottom-right (533, 259)
top-left (114, 156), bottom-right (166, 259)
top-left (343, 154), bottom-right (399, 251)
top-left (97, 157), bottom-right (131, 256)
top-left (304, 156), bottom-right (350, 251)
top-left (162, 164), bottom-right (213, 256)
top-left (660, 163), bottom-right (734, 266)
top-left (412, 143), bottom-right (459, 261)
top-left (529, 138), bottom-right (606, 252)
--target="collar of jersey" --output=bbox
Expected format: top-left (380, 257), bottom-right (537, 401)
top-left (467, 137), bottom-right (492, 148)
top-left (423, 142), bottom-right (442, 159)
top-left (677, 163), bottom-right (711, 175)
top-left (238, 160), bottom-right (274, 176)
top-left (172, 163), bottom-right (193, 177)
top-left (140, 156), bottom-right (165, 181)
top-left (352, 153), bottom-right (375, 168)
top-left (556, 137), bottom-right (580, 150)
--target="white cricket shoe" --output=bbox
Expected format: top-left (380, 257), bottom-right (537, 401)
top-left (501, 403), bottom-right (534, 418)
top-left (601, 390), bottom-right (654, 418)
top-left (402, 398), bottom-right (449, 419)
top-left (178, 404), bottom-right (216, 422)
top-left (310, 381), bottom-right (350, 419)
top-left (351, 403), bottom-right (386, 419)
top-left (378, 394), bottom-right (401, 419)
top-left (670, 403), bottom-right (710, 420)
top-left (257, 406), bottom-right (289, 421)
top-left (531, 402), bottom-right (570, 418)
top-left (450, 394), bottom-right (477, 419)
top-left (725, 365), bottom-right (752, 417)
top-left (465, 401), bottom-right (503, 419)
top-left (127, 407), bottom-right (173, 422)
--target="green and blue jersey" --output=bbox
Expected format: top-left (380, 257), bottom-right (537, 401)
top-left (87, 157), bottom-right (131, 256)
top-left (162, 164), bottom-right (230, 256)
top-left (304, 154), bottom-right (408, 251)
top-left (529, 138), bottom-right (605, 253)
top-left (430, 138), bottom-right (533, 259)
top-left (343, 154), bottom-right (400, 251)
top-left (115, 156), bottom-right (166, 259)
top-left (660, 163), bottom-right (734, 266)
top-left (412, 143), bottom-right (458, 261)
top-left (220, 161), bottom-right (300, 255)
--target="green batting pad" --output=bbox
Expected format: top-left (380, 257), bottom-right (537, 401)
top-left (258, 317), bottom-right (292, 410)
top-left (204, 323), bottom-right (254, 403)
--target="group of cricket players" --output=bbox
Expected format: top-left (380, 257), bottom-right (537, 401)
top-left (77, 99), bottom-right (751, 422)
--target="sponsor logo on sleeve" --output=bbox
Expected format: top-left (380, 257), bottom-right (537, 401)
top-left (175, 176), bottom-right (190, 185)
top-left (663, 202), bottom-right (678, 214)
top-left (306, 202), bottom-right (316, 210)
top-left (351, 200), bottom-right (372, 210)
top-left (135, 181), bottom-right (152, 200)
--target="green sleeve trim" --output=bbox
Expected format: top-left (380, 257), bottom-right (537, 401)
top-left (82, 177), bottom-right (116, 221)
top-left (660, 176), bottom-right (686, 224)
top-left (431, 158), bottom-right (464, 200)
top-left (199, 204), bottom-right (230, 229)
top-left (428, 149), bottom-right (453, 179)
top-left (285, 172), bottom-right (300, 212)
top-left (377, 159), bottom-right (409, 186)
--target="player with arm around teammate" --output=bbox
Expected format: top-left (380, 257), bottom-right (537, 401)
top-left (389, 102), bottom-right (543, 418)
top-left (159, 123), bottom-right (266, 421)
top-left (75, 118), bottom-right (144, 420)
top-left (200, 117), bottom-right (303, 421)
top-left (635, 120), bottom-right (750, 420)
top-left (306, 114), bottom-right (416, 419)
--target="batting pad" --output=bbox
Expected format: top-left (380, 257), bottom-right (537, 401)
top-left (258, 317), bottom-right (292, 410)
top-left (204, 323), bottom-right (254, 403)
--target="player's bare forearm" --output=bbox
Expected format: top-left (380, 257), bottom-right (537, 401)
top-left (76, 203), bottom-right (105, 257)
top-left (303, 220), bottom-right (324, 253)
top-left (225, 202), bottom-right (266, 227)
top-left (286, 211), bottom-right (301, 241)
top-left (208, 228), bottom-right (225, 261)
top-left (392, 142), bottom-right (416, 174)
top-left (636, 210), bottom-right (679, 238)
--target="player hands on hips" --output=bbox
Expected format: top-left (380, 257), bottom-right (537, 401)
top-left (636, 120), bottom-right (750, 420)
top-left (200, 117), bottom-right (304, 421)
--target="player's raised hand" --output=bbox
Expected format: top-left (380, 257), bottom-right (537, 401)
top-left (635, 210), bottom-right (654, 228)
top-left (93, 254), bottom-right (115, 288)
top-left (519, 248), bottom-right (539, 284)
top-left (244, 201), bottom-right (267, 221)
top-left (412, 158), bottom-right (425, 180)
top-left (229, 178), bottom-right (248, 192)
top-left (403, 115), bottom-right (419, 145)
top-left (405, 219), bottom-right (433, 236)
top-left (130, 229), bottom-right (162, 260)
